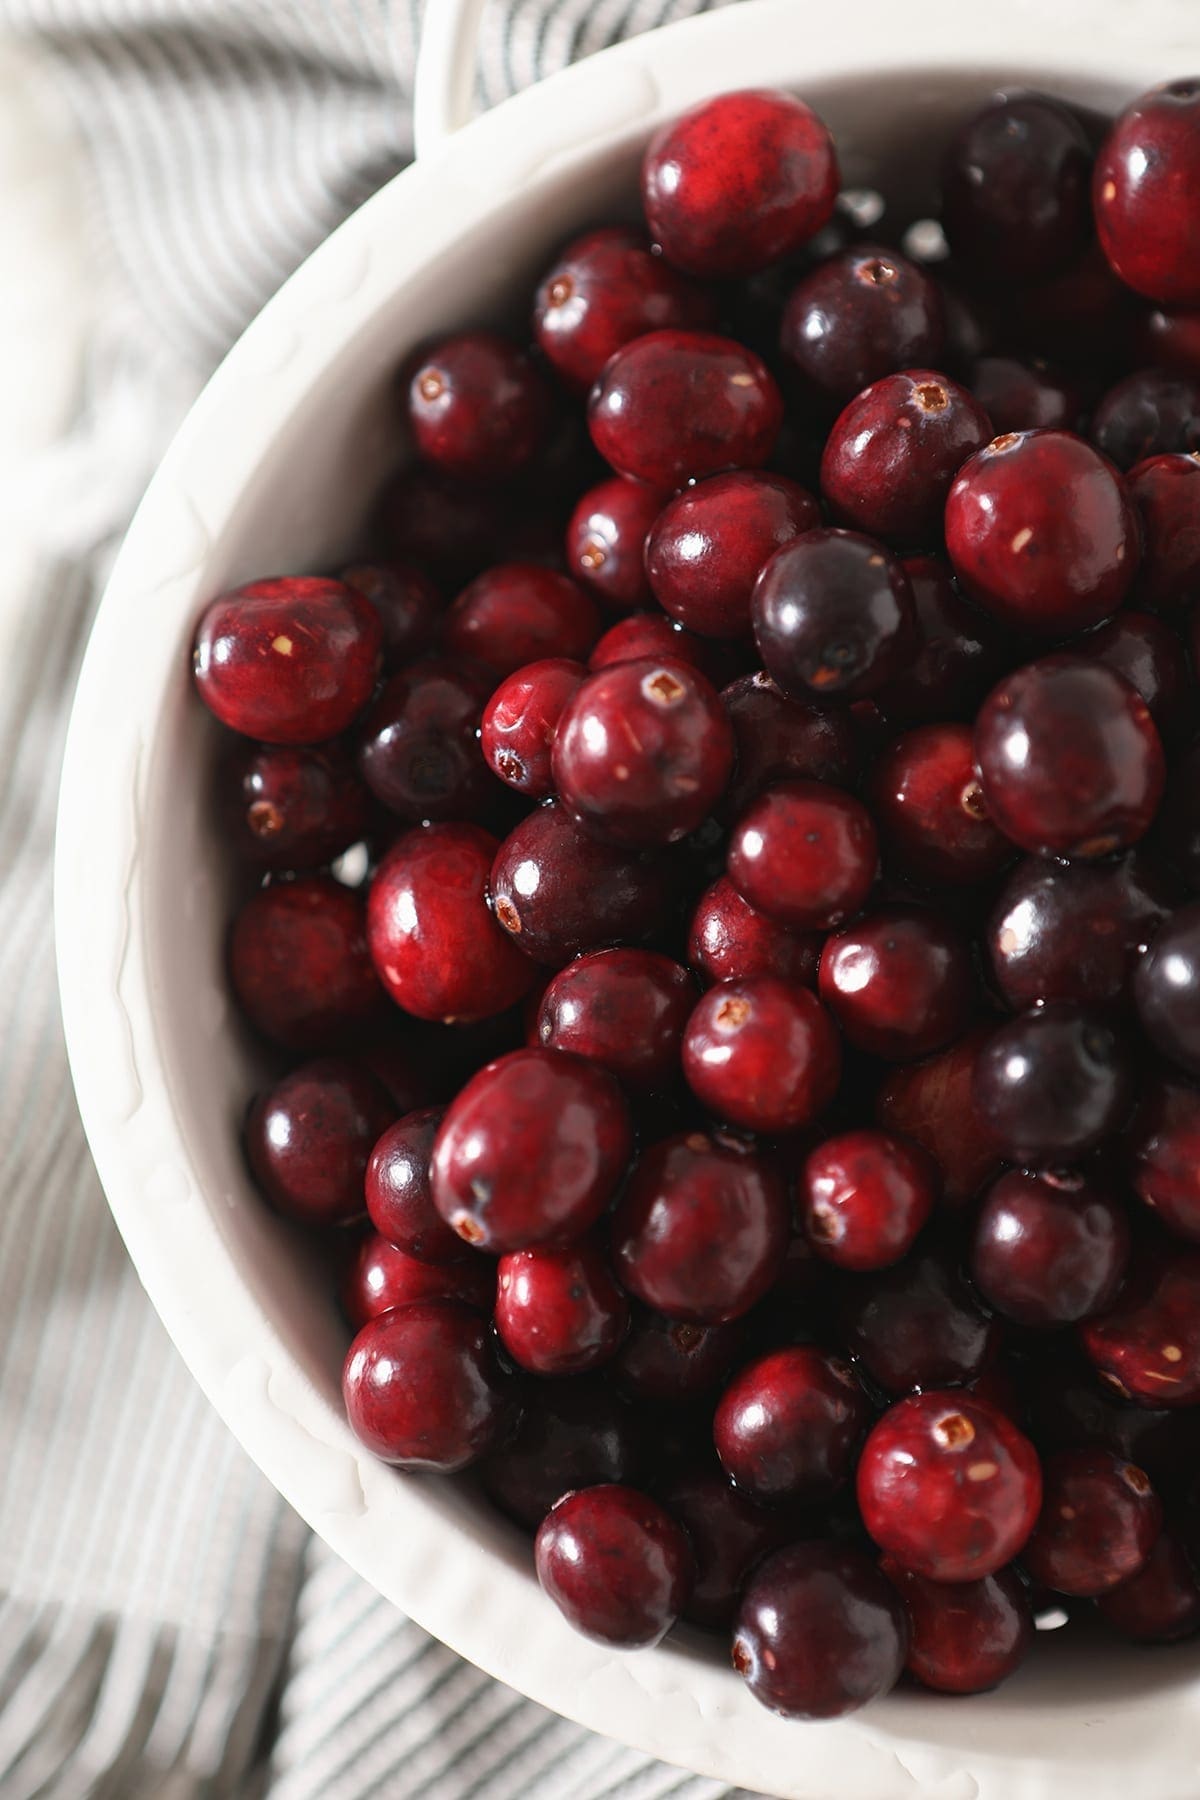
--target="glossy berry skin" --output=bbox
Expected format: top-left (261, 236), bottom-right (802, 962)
top-left (871, 724), bottom-right (1011, 888)
top-left (588, 330), bottom-right (782, 488)
top-left (752, 528), bottom-right (914, 701)
top-left (1128, 453), bottom-right (1200, 608)
top-left (552, 658), bottom-right (733, 847)
top-left (974, 657), bottom-right (1165, 860)
top-left (800, 1129), bottom-right (937, 1272)
top-left (839, 1242), bottom-right (998, 1395)
top-left (340, 560), bottom-right (441, 667)
top-left (490, 802), bottom-right (672, 967)
top-left (193, 576), bottom-right (383, 745)
top-left (365, 1108), bottom-right (465, 1264)
top-left (714, 1346), bottom-right (870, 1504)
top-left (873, 553), bottom-right (1010, 725)
top-left (535, 1484), bottom-right (692, 1649)
top-left (941, 95), bottom-right (1093, 281)
top-left (612, 1306), bottom-right (746, 1404)
top-left (536, 948), bottom-right (694, 1093)
top-left (533, 226), bottom-right (711, 391)
top-left (406, 330), bottom-right (551, 481)
top-left (588, 612), bottom-right (715, 676)
top-left (342, 1299), bottom-right (516, 1471)
top-left (480, 1379), bottom-right (644, 1527)
top-left (820, 908), bottom-right (975, 1063)
top-left (367, 825), bottom-right (535, 1023)
top-left (1024, 1449), bottom-right (1161, 1598)
top-left (1097, 1529), bottom-right (1200, 1642)
top-left (821, 371), bottom-right (992, 548)
top-left (341, 1232), bottom-right (495, 1328)
top-left (479, 657), bottom-right (585, 799)
top-left (1091, 368), bottom-right (1200, 468)
top-left (945, 431), bottom-right (1139, 635)
top-left (1095, 81), bottom-right (1200, 304)
top-left (732, 1542), bottom-right (908, 1720)
top-left (970, 1170), bottom-right (1130, 1329)
top-left (973, 1004), bottom-right (1133, 1165)
top-left (1024, 1354), bottom-right (1200, 1483)
top-left (645, 472), bottom-right (819, 639)
top-left (660, 1467), bottom-right (793, 1630)
top-left (857, 1391), bottom-right (1042, 1582)
top-left (688, 876), bottom-right (822, 988)
top-left (1129, 1079), bottom-right (1200, 1242)
top-left (566, 477), bottom-right (664, 612)
top-left (230, 877), bottom-right (381, 1049)
top-left (721, 671), bottom-right (859, 815)
top-left (876, 1026), bottom-right (1002, 1208)
top-left (882, 1560), bottom-right (1033, 1695)
top-left (444, 564), bottom-right (600, 678)
top-left (495, 1238), bottom-right (629, 1376)
top-left (357, 657), bottom-right (493, 822)
top-left (682, 977), bottom-right (840, 1133)
top-left (611, 1131), bottom-right (788, 1324)
top-left (970, 356), bottom-right (1082, 435)
top-left (1081, 1246), bottom-right (1200, 1407)
top-left (245, 1058), bottom-right (392, 1227)
top-left (224, 741), bottom-right (369, 870)
top-left (1134, 901), bottom-right (1200, 1075)
top-left (728, 780), bottom-right (877, 930)
top-left (1080, 611), bottom-right (1189, 743)
top-left (780, 246), bottom-right (945, 403)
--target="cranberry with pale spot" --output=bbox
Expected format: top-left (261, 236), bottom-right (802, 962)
top-left (687, 875), bottom-right (822, 988)
top-left (1080, 1246), bottom-right (1200, 1407)
top-left (1024, 1449), bottom-right (1162, 1597)
top-left (245, 1057), bottom-right (392, 1227)
top-left (444, 564), bottom-right (600, 677)
top-left (407, 330), bottom-right (551, 481)
top-left (536, 948), bottom-right (694, 1093)
top-left (566, 477), bottom-right (664, 612)
top-left (495, 1238), bottom-right (630, 1375)
top-left (682, 976), bottom-right (841, 1133)
top-left (801, 1129), bottom-right (937, 1272)
top-left (480, 657), bottom-right (585, 799)
top-left (534, 226), bottom-right (712, 391)
top-left (230, 876), bottom-right (382, 1050)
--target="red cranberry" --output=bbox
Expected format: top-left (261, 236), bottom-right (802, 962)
top-left (973, 1004), bottom-right (1133, 1164)
top-left (941, 94), bottom-right (1093, 281)
top-left (566, 477), bottom-right (664, 612)
top-left (536, 1484), bottom-right (692, 1648)
top-left (1095, 81), bottom-right (1200, 304)
top-left (365, 1107), bottom-right (464, 1264)
top-left (839, 1241), bottom-right (998, 1395)
top-left (588, 329), bottom-right (782, 488)
top-left (495, 1237), bottom-right (629, 1376)
top-left (481, 1379), bottom-right (643, 1527)
top-left (688, 875), bottom-right (821, 988)
top-left (1091, 367), bottom-right (1200, 468)
top-left (800, 1129), bottom-right (937, 1272)
top-left (945, 431), bottom-right (1139, 635)
top-left (876, 1025), bottom-right (1002, 1207)
top-left (224, 741), bottom-right (369, 870)
top-left (975, 656), bottom-right (1165, 859)
top-left (660, 1466), bottom-right (792, 1630)
top-left (969, 356), bottom-right (1083, 434)
top-left (1135, 900), bottom-right (1200, 1076)
top-left (781, 246), bottom-right (945, 403)
top-left (732, 1542), bottom-right (907, 1719)
top-left (728, 780), bottom-right (877, 930)
top-left (588, 611), bottom-right (715, 676)
top-left (1081, 1246), bottom-right (1200, 1407)
top-left (431, 1048), bottom-right (630, 1252)
top-left (536, 948), bottom-right (694, 1093)
top-left (612, 1306), bottom-right (746, 1405)
top-left (406, 330), bottom-right (551, 481)
top-left (970, 1170), bottom-right (1130, 1329)
top-left (1136, 305), bottom-right (1200, 376)
top-left (871, 724), bottom-right (1011, 888)
top-left (721, 671), bottom-right (859, 814)
top-left (1024, 1449), bottom-right (1161, 1597)
top-left (533, 226), bottom-right (711, 391)
top-left (552, 657), bottom-right (733, 847)
top-left (882, 1559), bottom-right (1033, 1694)
top-left (1130, 1078), bottom-right (1200, 1242)
top-left (340, 560), bottom-right (441, 667)
top-left (480, 657), bottom-right (585, 799)
top-left (341, 1231), bottom-right (495, 1327)
top-left (682, 977), bottom-right (840, 1134)
top-left (857, 1391), bottom-right (1042, 1581)
top-left (820, 908), bottom-right (975, 1063)
top-left (714, 1346), bottom-right (870, 1504)
top-left (1077, 611), bottom-right (1189, 743)
top-left (245, 1057), bottom-right (391, 1227)
top-left (444, 564), bottom-right (599, 677)
top-left (342, 1299), bottom-right (516, 1470)
top-left (1024, 1354), bottom-right (1200, 1483)
top-left (612, 1131), bottom-right (788, 1324)
top-left (230, 876), bottom-right (382, 1049)
top-left (1128, 452), bottom-right (1200, 608)
top-left (645, 472), bottom-right (819, 640)
top-left (1097, 1528), bottom-right (1200, 1642)
top-left (872, 553), bottom-right (1010, 724)
top-left (356, 656), bottom-right (493, 822)
top-left (752, 528), bottom-right (914, 701)
top-left (193, 576), bottom-right (382, 744)
top-left (367, 824), bottom-right (535, 1023)
top-left (489, 802), bottom-right (672, 967)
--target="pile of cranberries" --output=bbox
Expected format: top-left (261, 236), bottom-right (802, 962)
top-left (193, 80), bottom-right (1200, 1721)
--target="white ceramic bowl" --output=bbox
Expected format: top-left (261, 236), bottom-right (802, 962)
top-left (56, 3), bottom-right (1200, 1794)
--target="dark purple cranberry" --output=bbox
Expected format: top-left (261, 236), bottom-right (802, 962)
top-left (1163, 741), bottom-right (1200, 893)
top-left (365, 1107), bottom-right (465, 1263)
top-left (728, 780), bottom-right (878, 930)
top-left (377, 467), bottom-right (513, 586)
top-left (588, 611), bottom-right (716, 677)
top-left (941, 94), bottom-right (1093, 281)
top-left (972, 1004), bottom-right (1134, 1164)
top-left (367, 824), bottom-right (535, 1023)
top-left (343, 1299), bottom-right (517, 1470)
top-left (876, 1026), bottom-right (1002, 1208)
top-left (340, 560), bottom-right (441, 666)
top-left (721, 671), bottom-right (859, 814)
top-left (533, 226), bottom-right (711, 391)
top-left (1081, 1246), bottom-right (1200, 1407)
top-left (357, 657), bottom-right (494, 821)
top-left (873, 553), bottom-right (1010, 724)
top-left (480, 1379), bottom-right (644, 1527)
top-left (820, 908), bottom-right (975, 1063)
top-left (1007, 241), bottom-right (1140, 369)
top-left (489, 802), bottom-right (673, 967)
top-left (1095, 82), bottom-right (1200, 304)
top-left (612, 1131), bottom-right (788, 1324)
top-left (1025, 1354), bottom-right (1200, 1481)
top-left (780, 246), bottom-right (945, 403)
top-left (479, 657), bottom-right (585, 799)
top-left (1135, 901), bottom-right (1200, 1076)
top-left (536, 948), bottom-right (694, 1093)
top-left (660, 1466), bottom-right (793, 1630)
top-left (858, 1391), bottom-right (1042, 1581)
top-left (871, 724), bottom-right (1012, 888)
top-left (714, 1346), bottom-right (870, 1504)
top-left (688, 875), bottom-right (821, 987)
top-left (969, 356), bottom-right (1083, 433)
top-left (752, 528), bottom-right (915, 700)
top-left (882, 1559), bottom-right (1033, 1694)
top-left (536, 1484), bottom-right (692, 1648)
top-left (230, 876), bottom-right (382, 1049)
top-left (565, 477), bottom-right (665, 612)
top-left (1078, 611), bottom-right (1189, 742)
top-left (341, 1231), bottom-right (495, 1327)
top-left (612, 1306), bottom-right (746, 1405)
top-left (406, 330), bottom-right (551, 482)
top-left (645, 471), bottom-right (819, 640)
top-left (245, 1057), bottom-right (391, 1227)
top-left (1130, 1078), bottom-right (1200, 1242)
top-left (681, 977), bottom-right (840, 1133)
top-left (970, 1170), bottom-right (1130, 1329)
top-left (1097, 1529), bottom-right (1200, 1641)
top-left (732, 1542), bottom-right (907, 1719)
top-left (800, 1129), bottom-right (937, 1272)
top-left (975, 656), bottom-right (1165, 859)
top-left (1128, 452), bottom-right (1200, 608)
top-left (1091, 367), bottom-right (1200, 468)
top-left (495, 1237), bottom-right (629, 1375)
top-left (1023, 1449), bottom-right (1161, 1597)
top-left (444, 564), bottom-right (599, 677)
top-left (193, 576), bottom-right (382, 744)
top-left (839, 1241), bottom-right (998, 1395)
top-left (224, 741), bottom-right (370, 870)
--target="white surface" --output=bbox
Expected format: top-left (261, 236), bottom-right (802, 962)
top-left (413, 0), bottom-right (490, 155)
top-left (55, 4), bottom-right (1200, 1796)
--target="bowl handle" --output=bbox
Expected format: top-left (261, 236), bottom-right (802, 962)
top-left (413, 0), bottom-right (491, 157)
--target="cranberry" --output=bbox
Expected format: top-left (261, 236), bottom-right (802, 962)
top-left (1129, 1078), bottom-right (1200, 1242)
top-left (820, 908), bottom-right (975, 1063)
top-left (1091, 368), bottom-right (1200, 468)
top-left (780, 246), bottom-right (945, 403)
top-left (1134, 900), bottom-right (1200, 1076)
top-left (588, 330), bottom-right (782, 488)
top-left (969, 356), bottom-right (1083, 434)
top-left (1136, 305), bottom-right (1200, 376)
top-left (588, 611), bottom-right (715, 676)
top-left (871, 724), bottom-right (1011, 888)
top-left (721, 671), bottom-right (859, 814)
top-left (489, 802), bottom-right (672, 967)
top-left (1078, 611), bottom-right (1189, 743)
top-left (566, 477), bottom-right (664, 612)
top-left (341, 1231), bottom-right (495, 1327)
top-left (973, 1004), bottom-right (1133, 1164)
top-left (876, 1026), bottom-right (1002, 1208)
top-left (1098, 1529), bottom-right (1200, 1642)
top-left (882, 1560), bottom-right (1033, 1695)
top-left (1006, 241), bottom-right (1140, 369)
top-left (660, 1466), bottom-right (793, 1630)
top-left (536, 1484), bottom-right (692, 1649)
top-left (688, 875), bottom-right (821, 988)
top-left (533, 226), bottom-right (711, 391)
top-left (356, 656), bottom-right (493, 822)
top-left (479, 657), bottom-right (585, 799)
top-left (1095, 81), bottom-right (1200, 304)
top-left (732, 1542), bottom-right (907, 1719)
top-left (193, 576), bottom-right (382, 744)
top-left (752, 528), bottom-right (914, 701)
top-left (858, 1391), bottom-right (1042, 1581)
top-left (645, 472), bottom-right (819, 640)
top-left (1024, 1449), bottom-right (1161, 1597)
top-left (1025, 1353), bottom-right (1200, 1482)
top-left (495, 1238), bottom-right (629, 1376)
top-left (728, 780), bottom-right (877, 930)
top-left (367, 824), bottom-right (534, 1023)
top-left (873, 553), bottom-right (1010, 725)
top-left (975, 657), bottom-right (1165, 859)
top-left (970, 1170), bottom-right (1130, 1329)
top-left (801, 1129), bottom-right (937, 1272)
top-left (941, 94), bottom-right (1093, 281)
top-left (342, 1299), bottom-right (516, 1470)
top-left (714, 1346), bottom-right (869, 1504)
top-left (481, 1379), bottom-right (644, 1527)
top-left (244, 1057), bottom-right (391, 1227)
top-left (340, 560), bottom-right (441, 667)
top-left (444, 564), bottom-right (599, 677)
top-left (364, 1107), bottom-right (463, 1263)
top-left (224, 741), bottom-right (369, 870)
top-left (406, 330), bottom-right (551, 481)
top-left (612, 1131), bottom-right (788, 1324)
top-left (1128, 453), bottom-right (1200, 608)
top-left (230, 876), bottom-right (382, 1049)
top-left (536, 948), bottom-right (693, 1093)
top-left (612, 1307), bottom-right (746, 1406)
top-left (1081, 1246), bottom-right (1200, 1407)
top-left (839, 1241), bottom-right (998, 1395)
top-left (682, 977), bottom-right (840, 1133)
